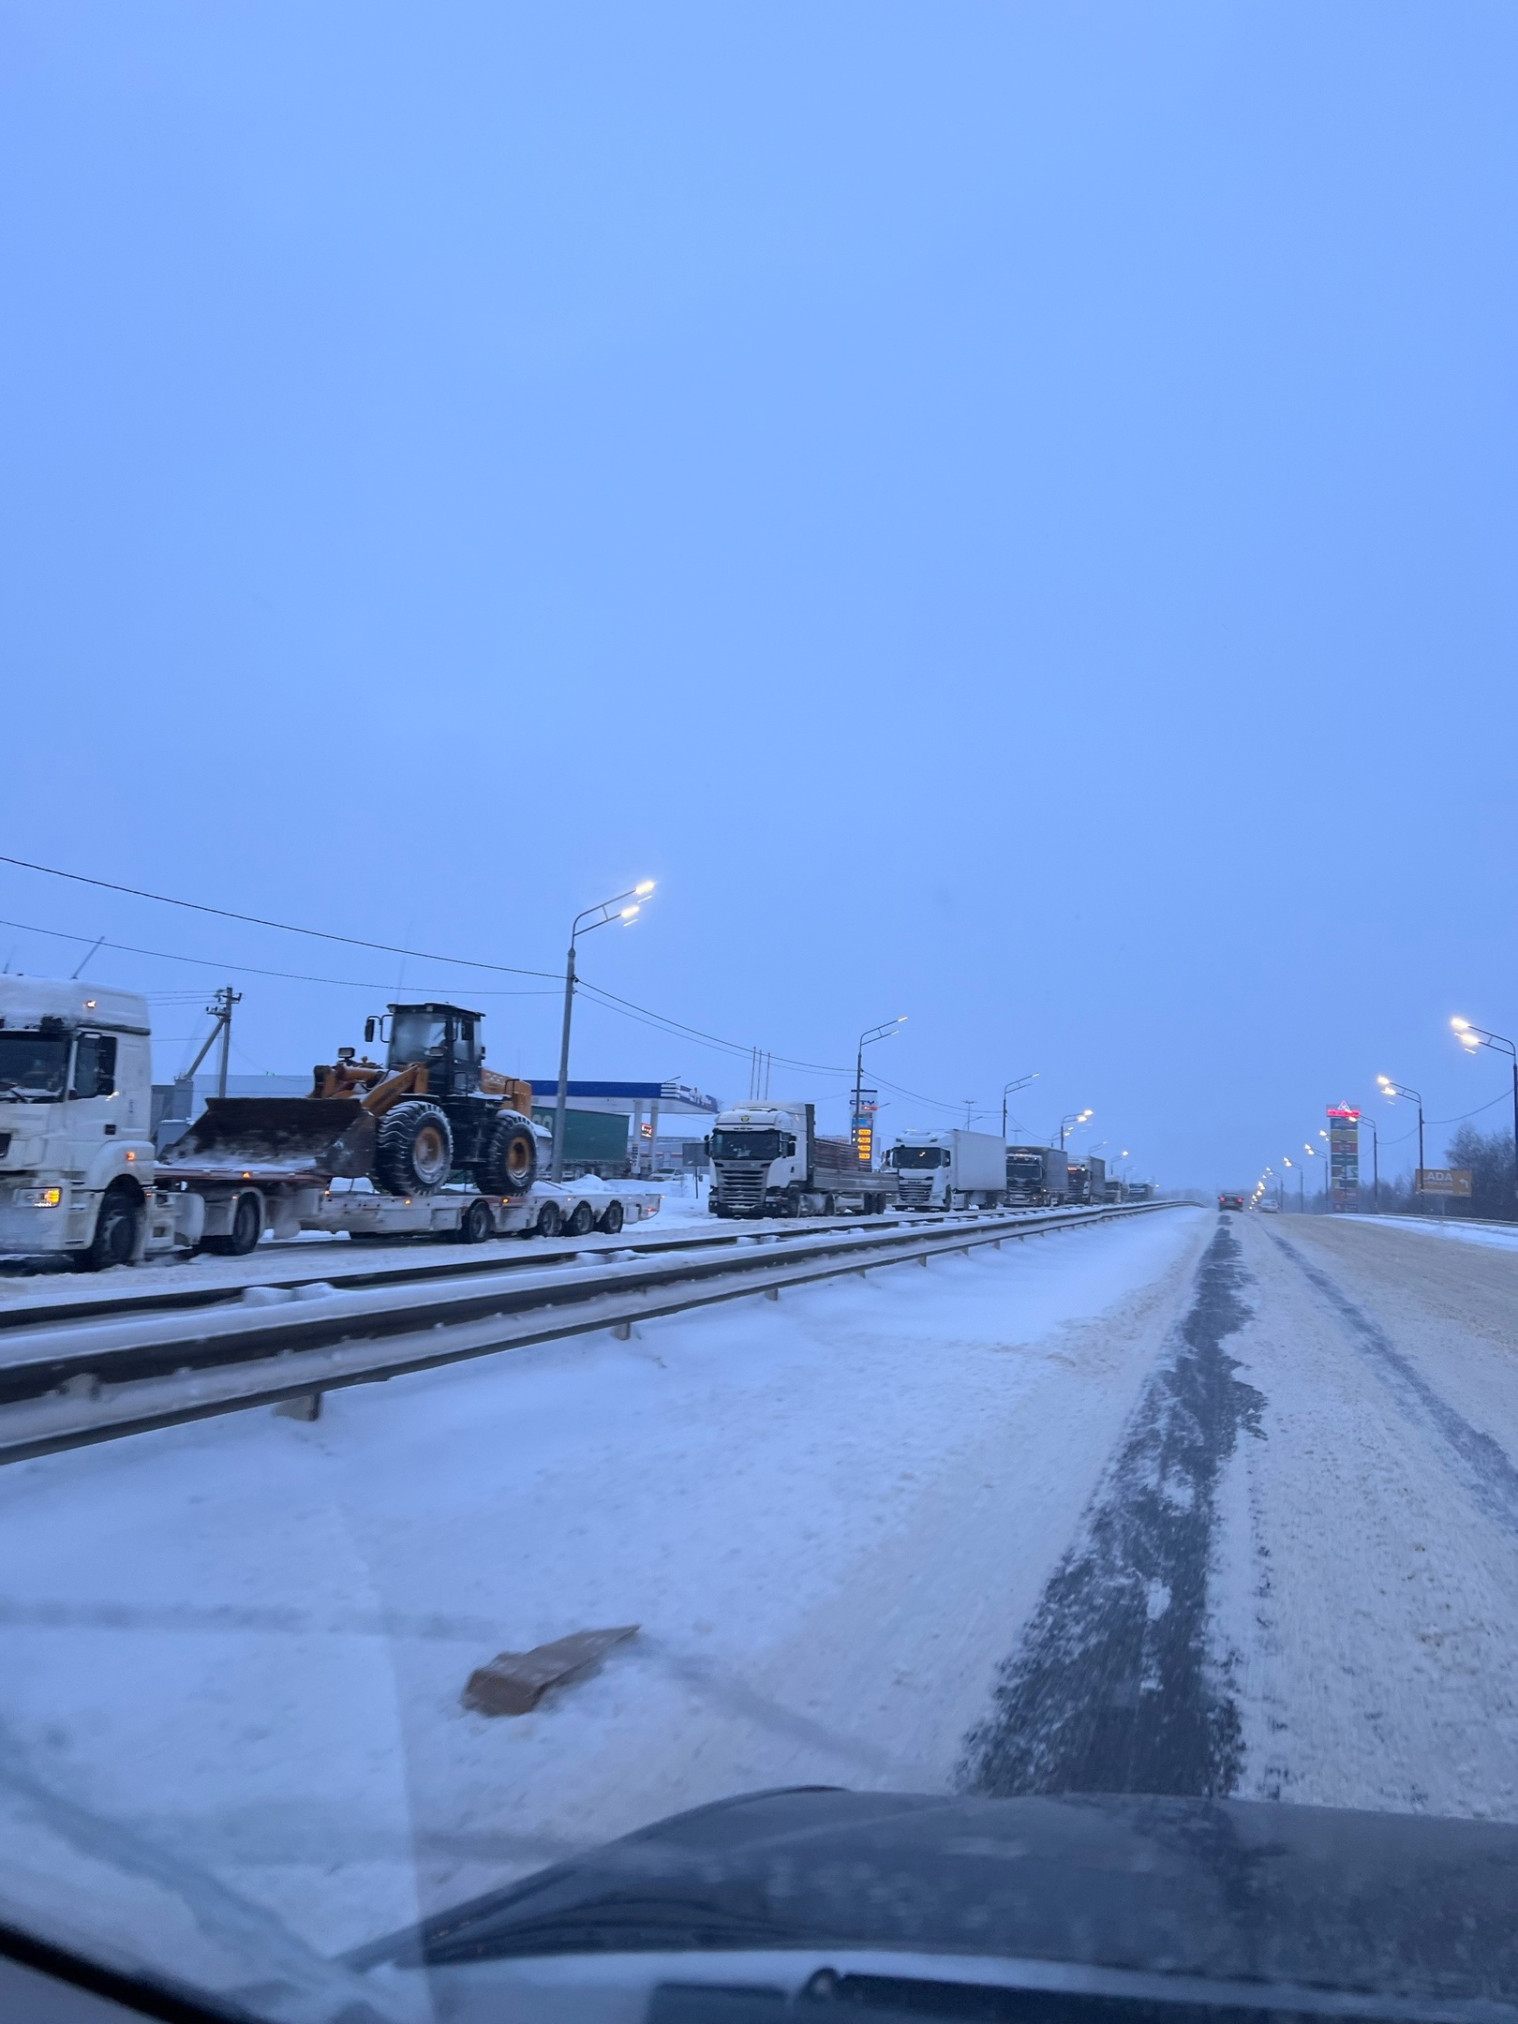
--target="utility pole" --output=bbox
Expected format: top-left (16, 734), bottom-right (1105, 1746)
top-left (212, 986), bottom-right (241, 1100)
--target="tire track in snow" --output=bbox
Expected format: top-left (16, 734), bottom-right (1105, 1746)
top-left (1267, 1229), bottom-right (1518, 1541)
top-left (962, 1218), bottom-right (1260, 1799)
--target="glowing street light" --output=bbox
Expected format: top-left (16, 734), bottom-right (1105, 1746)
top-left (1451, 1016), bottom-right (1518, 1209)
top-left (552, 881), bottom-right (658, 1181)
top-left (1376, 1076), bottom-right (1425, 1189)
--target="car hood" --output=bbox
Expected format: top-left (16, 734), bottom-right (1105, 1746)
top-left (352, 1787), bottom-right (1518, 2009)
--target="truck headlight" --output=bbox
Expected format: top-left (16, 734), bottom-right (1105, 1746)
top-left (14, 1187), bottom-right (63, 1207)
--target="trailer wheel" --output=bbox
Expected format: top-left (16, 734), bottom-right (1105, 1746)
top-left (821, 1194), bottom-right (836, 1217)
top-left (454, 1198), bottom-right (494, 1244)
top-left (75, 1181), bottom-right (142, 1272)
top-left (598, 1200), bottom-right (624, 1235)
top-left (565, 1200), bottom-right (596, 1238)
top-left (477, 1115), bottom-right (537, 1197)
top-left (203, 1190), bottom-right (263, 1257)
top-left (534, 1199), bottom-right (563, 1239)
top-left (374, 1102), bottom-right (453, 1195)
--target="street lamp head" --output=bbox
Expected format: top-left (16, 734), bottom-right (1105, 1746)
top-left (620, 905), bottom-right (640, 922)
top-left (634, 880), bottom-right (656, 896)
top-left (1451, 1016), bottom-right (1469, 1032)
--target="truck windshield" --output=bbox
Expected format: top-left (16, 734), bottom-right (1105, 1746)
top-left (890, 1146), bottom-right (946, 1168)
top-left (711, 1129), bottom-right (783, 1159)
top-left (0, 1032), bottom-right (69, 1101)
top-left (1007, 1156), bottom-right (1042, 1175)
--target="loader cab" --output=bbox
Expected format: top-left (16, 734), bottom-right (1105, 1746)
top-left (373, 1003), bottom-right (485, 1099)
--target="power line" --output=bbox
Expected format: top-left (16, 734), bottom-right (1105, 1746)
top-left (0, 854), bottom-right (560, 980)
top-left (576, 979), bottom-right (846, 1074)
top-left (0, 915), bottom-right (560, 997)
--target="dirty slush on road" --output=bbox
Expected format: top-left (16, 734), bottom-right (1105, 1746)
top-left (963, 1218), bottom-right (1260, 1799)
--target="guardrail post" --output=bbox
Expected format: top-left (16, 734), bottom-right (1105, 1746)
top-left (274, 1392), bottom-right (322, 1422)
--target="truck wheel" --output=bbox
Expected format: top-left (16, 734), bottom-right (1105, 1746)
top-left (534, 1199), bottom-right (563, 1239)
top-left (203, 1190), bottom-right (263, 1257)
top-left (565, 1200), bottom-right (596, 1238)
top-left (374, 1102), bottom-right (453, 1195)
top-left (783, 1185), bottom-right (802, 1218)
top-left (477, 1115), bottom-right (537, 1197)
top-left (598, 1200), bottom-right (624, 1235)
top-left (76, 1182), bottom-right (142, 1272)
top-left (821, 1195), bottom-right (836, 1217)
top-left (458, 1199), bottom-right (494, 1244)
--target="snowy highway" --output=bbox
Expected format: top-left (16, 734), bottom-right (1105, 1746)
top-left (3, 1205), bottom-right (1518, 1976)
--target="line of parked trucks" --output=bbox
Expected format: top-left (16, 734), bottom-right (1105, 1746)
top-left (703, 1101), bottom-right (1149, 1219)
top-left (0, 976), bottom-right (1145, 1269)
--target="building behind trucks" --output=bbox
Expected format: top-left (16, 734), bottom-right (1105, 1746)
top-left (707, 1101), bottom-right (895, 1218)
top-left (1065, 1154), bottom-right (1107, 1206)
top-left (885, 1128), bottom-right (1006, 1210)
top-left (0, 980), bottom-right (657, 1268)
top-left (1004, 1144), bottom-right (1070, 1207)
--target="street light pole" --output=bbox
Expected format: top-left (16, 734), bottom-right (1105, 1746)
top-left (1376, 1076), bottom-right (1424, 1210)
top-left (1001, 1073), bottom-right (1038, 1140)
top-left (1452, 1018), bottom-right (1518, 1214)
top-left (1058, 1109), bottom-right (1092, 1150)
top-left (853, 1017), bottom-right (906, 1167)
top-left (552, 881), bottom-right (655, 1182)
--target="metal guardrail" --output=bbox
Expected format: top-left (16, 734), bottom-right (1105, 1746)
top-left (0, 1201), bottom-right (1189, 1467)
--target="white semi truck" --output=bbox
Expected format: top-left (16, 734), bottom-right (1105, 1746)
top-left (706, 1101), bottom-right (895, 1218)
top-left (885, 1128), bottom-right (1006, 1210)
top-left (0, 978), bottom-right (659, 1268)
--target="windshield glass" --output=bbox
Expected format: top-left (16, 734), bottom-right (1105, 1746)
top-left (710, 1128), bottom-right (783, 1159)
top-left (891, 1145), bottom-right (946, 1168)
top-left (6, 9), bottom-right (1518, 2024)
top-left (0, 1032), bottom-right (68, 1101)
top-left (388, 1011), bottom-right (449, 1061)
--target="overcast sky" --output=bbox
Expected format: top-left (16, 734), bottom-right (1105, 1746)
top-left (3, 3), bottom-right (1516, 1186)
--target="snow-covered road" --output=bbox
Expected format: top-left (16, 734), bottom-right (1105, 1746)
top-left (4, 1204), bottom-right (1518, 1993)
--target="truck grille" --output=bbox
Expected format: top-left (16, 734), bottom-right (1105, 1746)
top-left (714, 1162), bottom-right (768, 1209)
top-left (898, 1178), bottom-right (934, 1206)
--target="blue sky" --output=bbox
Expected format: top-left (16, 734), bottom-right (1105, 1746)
top-left (2, 3), bottom-right (1516, 1185)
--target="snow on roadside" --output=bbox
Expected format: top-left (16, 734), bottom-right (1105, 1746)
top-left (1339, 1214), bottom-right (1518, 1252)
top-left (0, 1208), bottom-right (1206, 1973)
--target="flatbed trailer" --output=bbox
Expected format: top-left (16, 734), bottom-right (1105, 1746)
top-left (301, 1180), bottom-right (661, 1244)
top-left (153, 1167), bottom-right (662, 1252)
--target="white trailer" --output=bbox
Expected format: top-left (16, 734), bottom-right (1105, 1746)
top-left (885, 1128), bottom-right (1006, 1210)
top-left (0, 978), bottom-right (659, 1268)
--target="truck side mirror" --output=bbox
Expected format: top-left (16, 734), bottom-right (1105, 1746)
top-left (363, 1018), bottom-right (376, 1044)
top-left (702, 1136), bottom-right (711, 1154)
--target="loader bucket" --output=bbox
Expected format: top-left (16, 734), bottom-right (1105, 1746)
top-left (158, 1097), bottom-right (379, 1182)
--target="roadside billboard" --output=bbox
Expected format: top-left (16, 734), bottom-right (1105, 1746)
top-left (1416, 1168), bottom-right (1473, 1197)
top-left (1327, 1104), bottom-right (1360, 1211)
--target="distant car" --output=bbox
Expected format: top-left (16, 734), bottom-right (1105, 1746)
top-left (1259, 1199), bottom-right (1279, 1212)
top-left (1218, 1193), bottom-right (1246, 1211)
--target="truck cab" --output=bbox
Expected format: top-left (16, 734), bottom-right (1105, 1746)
top-left (0, 978), bottom-right (157, 1265)
top-left (707, 1103), bottom-right (809, 1217)
top-left (887, 1131), bottom-right (955, 1209)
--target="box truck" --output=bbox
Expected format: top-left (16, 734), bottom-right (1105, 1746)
top-left (885, 1128), bottom-right (1005, 1210)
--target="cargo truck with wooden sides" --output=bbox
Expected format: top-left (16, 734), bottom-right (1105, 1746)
top-left (706, 1101), bottom-right (895, 1218)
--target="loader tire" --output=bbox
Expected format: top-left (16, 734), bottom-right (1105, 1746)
top-left (477, 1115), bottom-right (537, 1197)
top-left (373, 1101), bottom-right (453, 1196)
